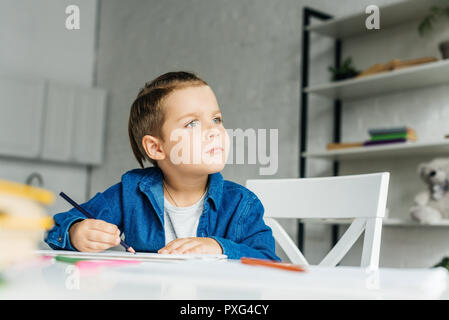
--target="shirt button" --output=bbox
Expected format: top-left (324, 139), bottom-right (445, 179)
top-left (58, 236), bottom-right (62, 242)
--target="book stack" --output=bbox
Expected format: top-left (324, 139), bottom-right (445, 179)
top-left (0, 179), bottom-right (55, 269)
top-left (364, 126), bottom-right (417, 146)
top-left (326, 126), bottom-right (417, 150)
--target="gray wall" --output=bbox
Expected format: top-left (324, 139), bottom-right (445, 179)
top-left (92, 0), bottom-right (304, 188)
top-left (0, 0), bottom-right (97, 86)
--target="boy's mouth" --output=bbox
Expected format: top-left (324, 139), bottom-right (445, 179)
top-left (206, 147), bottom-right (224, 154)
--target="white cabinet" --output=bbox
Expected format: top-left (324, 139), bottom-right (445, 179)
top-left (42, 82), bottom-right (107, 165)
top-left (0, 76), bottom-right (107, 165)
top-left (71, 87), bottom-right (107, 165)
top-left (0, 77), bottom-right (46, 158)
top-left (41, 83), bottom-right (75, 162)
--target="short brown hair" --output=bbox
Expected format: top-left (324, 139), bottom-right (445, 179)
top-left (128, 71), bottom-right (208, 168)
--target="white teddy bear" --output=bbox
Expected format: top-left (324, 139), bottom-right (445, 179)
top-left (410, 158), bottom-right (449, 224)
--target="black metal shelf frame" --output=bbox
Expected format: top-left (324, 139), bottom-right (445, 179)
top-left (298, 7), bottom-right (342, 252)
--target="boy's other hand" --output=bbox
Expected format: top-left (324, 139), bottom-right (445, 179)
top-left (68, 219), bottom-right (121, 252)
top-left (158, 237), bottom-right (223, 255)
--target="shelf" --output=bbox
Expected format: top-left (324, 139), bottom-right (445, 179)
top-left (304, 59), bottom-right (449, 101)
top-left (302, 218), bottom-right (449, 227)
top-left (303, 140), bottom-right (449, 161)
top-left (306, 0), bottom-right (448, 39)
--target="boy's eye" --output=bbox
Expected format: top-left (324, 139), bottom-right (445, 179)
top-left (185, 117), bottom-right (222, 128)
top-left (185, 120), bottom-right (199, 128)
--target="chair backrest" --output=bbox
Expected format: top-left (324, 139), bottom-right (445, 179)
top-left (246, 172), bottom-right (389, 269)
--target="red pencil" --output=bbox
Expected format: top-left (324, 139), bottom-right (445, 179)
top-left (240, 257), bottom-right (306, 272)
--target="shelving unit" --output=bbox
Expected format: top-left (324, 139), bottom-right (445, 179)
top-left (299, 1), bottom-right (449, 251)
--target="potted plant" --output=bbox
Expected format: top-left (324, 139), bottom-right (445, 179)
top-left (433, 256), bottom-right (449, 271)
top-left (328, 57), bottom-right (360, 81)
top-left (418, 5), bottom-right (449, 59)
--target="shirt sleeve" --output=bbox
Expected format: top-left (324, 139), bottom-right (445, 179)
top-left (210, 195), bottom-right (281, 261)
top-left (44, 182), bottom-right (124, 251)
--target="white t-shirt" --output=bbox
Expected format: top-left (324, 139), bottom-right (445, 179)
top-left (163, 189), bottom-right (207, 245)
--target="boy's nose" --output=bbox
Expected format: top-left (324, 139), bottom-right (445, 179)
top-left (205, 128), bottom-right (221, 140)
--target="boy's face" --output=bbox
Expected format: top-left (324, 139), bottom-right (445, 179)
top-left (157, 85), bottom-right (230, 175)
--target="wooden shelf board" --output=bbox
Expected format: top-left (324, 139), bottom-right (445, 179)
top-left (302, 218), bottom-right (449, 227)
top-left (303, 140), bottom-right (449, 161)
top-left (306, 0), bottom-right (448, 38)
top-left (304, 60), bottom-right (449, 101)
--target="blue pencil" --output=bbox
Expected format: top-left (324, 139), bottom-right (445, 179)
top-left (59, 192), bottom-right (135, 254)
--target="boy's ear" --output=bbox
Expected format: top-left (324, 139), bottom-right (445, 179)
top-left (142, 135), bottom-right (166, 161)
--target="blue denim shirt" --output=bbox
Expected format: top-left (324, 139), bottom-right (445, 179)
top-left (45, 166), bottom-right (280, 261)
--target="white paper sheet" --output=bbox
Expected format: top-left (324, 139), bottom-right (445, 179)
top-left (35, 249), bottom-right (227, 262)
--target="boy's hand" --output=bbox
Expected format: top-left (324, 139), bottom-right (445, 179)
top-left (69, 219), bottom-right (121, 252)
top-left (158, 237), bottom-right (223, 255)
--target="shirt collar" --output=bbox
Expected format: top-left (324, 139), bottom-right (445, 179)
top-left (138, 166), bottom-right (223, 215)
top-left (205, 169), bottom-right (224, 211)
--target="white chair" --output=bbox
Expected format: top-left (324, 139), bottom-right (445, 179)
top-left (246, 172), bottom-right (389, 269)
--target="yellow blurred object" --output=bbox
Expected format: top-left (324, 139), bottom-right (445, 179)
top-left (0, 214), bottom-right (54, 230)
top-left (0, 179), bottom-right (55, 269)
top-left (0, 179), bottom-right (55, 206)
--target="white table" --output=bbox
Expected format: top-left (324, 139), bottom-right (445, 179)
top-left (1, 256), bottom-right (448, 299)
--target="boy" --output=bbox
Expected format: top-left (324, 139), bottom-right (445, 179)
top-left (45, 71), bottom-right (280, 261)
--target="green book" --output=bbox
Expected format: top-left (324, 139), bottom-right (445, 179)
top-left (370, 132), bottom-right (409, 141)
top-left (54, 255), bottom-right (88, 264)
top-left (0, 273), bottom-right (5, 287)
